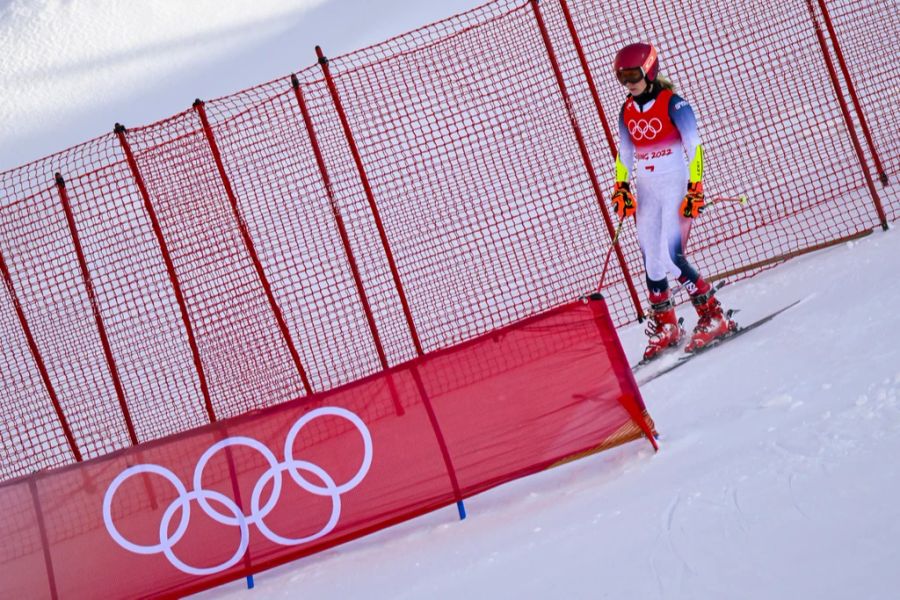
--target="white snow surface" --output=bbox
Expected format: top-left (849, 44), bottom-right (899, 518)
top-left (197, 226), bottom-right (900, 600)
top-left (3, 2), bottom-right (899, 599)
top-left (0, 0), bottom-right (486, 173)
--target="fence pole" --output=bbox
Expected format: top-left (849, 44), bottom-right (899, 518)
top-left (0, 245), bottom-right (81, 462)
top-left (556, 0), bottom-right (617, 160)
top-left (290, 75), bottom-right (405, 416)
top-left (586, 293), bottom-right (657, 451)
top-left (409, 364), bottom-right (466, 519)
top-left (314, 49), bottom-right (464, 517)
top-left (803, 0), bottom-right (888, 230)
top-left (815, 0), bottom-right (888, 187)
top-left (117, 123), bottom-right (262, 588)
top-left (28, 476), bottom-right (59, 600)
top-left (55, 173), bottom-right (138, 446)
top-left (528, 0), bottom-right (645, 321)
top-left (315, 46), bottom-right (426, 356)
top-left (290, 75), bottom-right (391, 373)
top-left (114, 124), bottom-right (217, 422)
top-left (193, 99), bottom-right (313, 396)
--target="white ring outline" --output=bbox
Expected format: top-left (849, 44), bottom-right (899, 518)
top-left (251, 460), bottom-right (341, 545)
top-left (628, 117), bottom-right (663, 141)
top-left (102, 406), bottom-right (373, 576)
top-left (283, 406), bottom-right (373, 495)
top-left (103, 464), bottom-right (190, 555)
top-left (160, 489), bottom-right (249, 576)
top-left (192, 436), bottom-right (280, 526)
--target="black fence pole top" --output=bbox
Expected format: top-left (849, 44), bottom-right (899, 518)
top-left (315, 45), bottom-right (328, 65)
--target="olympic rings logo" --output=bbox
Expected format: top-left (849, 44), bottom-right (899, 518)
top-left (628, 118), bottom-right (663, 141)
top-left (102, 407), bottom-right (373, 576)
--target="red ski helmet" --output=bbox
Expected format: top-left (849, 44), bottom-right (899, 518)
top-left (614, 43), bottom-right (659, 84)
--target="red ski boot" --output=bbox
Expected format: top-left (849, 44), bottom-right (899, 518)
top-left (685, 288), bottom-right (737, 352)
top-left (643, 293), bottom-right (684, 361)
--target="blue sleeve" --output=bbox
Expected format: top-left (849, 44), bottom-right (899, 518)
top-left (668, 94), bottom-right (702, 159)
top-left (616, 104), bottom-right (635, 180)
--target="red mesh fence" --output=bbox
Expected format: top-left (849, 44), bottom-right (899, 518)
top-left (0, 0), bottom-right (894, 524)
top-left (0, 186), bottom-right (129, 461)
top-left (813, 0), bottom-right (899, 219)
top-left (62, 145), bottom-right (211, 443)
top-left (0, 249), bottom-right (75, 475)
top-left (307, 2), bottom-right (619, 354)
top-left (121, 110), bottom-right (312, 422)
top-left (199, 82), bottom-right (385, 391)
top-left (0, 298), bottom-right (654, 599)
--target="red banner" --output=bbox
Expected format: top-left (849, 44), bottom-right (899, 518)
top-left (2, 297), bottom-right (653, 599)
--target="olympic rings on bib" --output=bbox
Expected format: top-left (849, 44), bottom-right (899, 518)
top-left (627, 117), bottom-right (663, 141)
top-left (102, 406), bottom-right (373, 576)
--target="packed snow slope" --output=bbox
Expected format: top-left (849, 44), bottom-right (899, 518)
top-left (198, 225), bottom-right (900, 600)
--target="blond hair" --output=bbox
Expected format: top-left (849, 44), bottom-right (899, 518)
top-left (656, 75), bottom-right (676, 92)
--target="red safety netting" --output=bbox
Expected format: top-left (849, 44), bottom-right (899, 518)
top-left (0, 0), bottom-right (894, 549)
top-left (812, 0), bottom-right (899, 220)
top-left (121, 110), bottom-right (311, 421)
top-left (199, 82), bottom-right (386, 391)
top-left (307, 1), bottom-right (618, 354)
top-left (62, 143), bottom-right (211, 442)
top-left (0, 297), bottom-right (654, 600)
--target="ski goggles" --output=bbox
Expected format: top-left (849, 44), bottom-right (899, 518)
top-left (616, 67), bottom-right (645, 85)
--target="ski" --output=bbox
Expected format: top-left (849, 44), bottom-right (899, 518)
top-left (630, 317), bottom-right (685, 372)
top-left (636, 297), bottom-right (806, 386)
top-left (630, 281), bottom-right (731, 373)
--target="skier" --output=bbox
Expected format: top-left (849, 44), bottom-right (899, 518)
top-left (610, 42), bottom-right (736, 360)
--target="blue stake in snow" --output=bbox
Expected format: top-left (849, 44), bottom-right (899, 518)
top-left (457, 501), bottom-right (467, 520)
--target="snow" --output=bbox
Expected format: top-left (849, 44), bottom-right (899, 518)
top-left (3, 1), bottom-right (899, 598)
top-left (0, 0), bottom-right (487, 173)
top-left (191, 224), bottom-right (900, 599)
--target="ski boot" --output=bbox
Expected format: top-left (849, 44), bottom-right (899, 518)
top-left (685, 287), bottom-right (737, 352)
top-left (642, 292), bottom-right (685, 361)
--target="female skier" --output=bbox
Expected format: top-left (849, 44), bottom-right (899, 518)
top-left (610, 42), bottom-right (735, 361)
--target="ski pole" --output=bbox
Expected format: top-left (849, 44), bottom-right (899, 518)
top-left (597, 218), bottom-right (625, 291)
top-left (685, 192), bottom-right (749, 254)
top-left (710, 193), bottom-right (749, 206)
